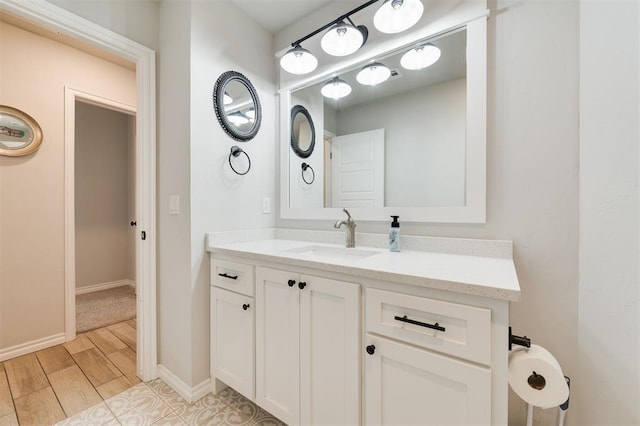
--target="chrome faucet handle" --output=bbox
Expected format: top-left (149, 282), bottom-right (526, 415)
top-left (342, 208), bottom-right (353, 223)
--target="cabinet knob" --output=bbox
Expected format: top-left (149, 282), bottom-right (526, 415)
top-left (298, 281), bottom-right (307, 290)
top-left (366, 345), bottom-right (376, 355)
top-left (242, 303), bottom-right (250, 311)
top-left (288, 279), bottom-right (296, 287)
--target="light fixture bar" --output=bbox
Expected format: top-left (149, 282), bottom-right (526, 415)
top-left (289, 0), bottom-right (381, 48)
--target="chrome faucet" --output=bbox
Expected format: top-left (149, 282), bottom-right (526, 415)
top-left (334, 208), bottom-right (356, 248)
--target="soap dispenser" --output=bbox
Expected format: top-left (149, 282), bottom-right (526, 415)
top-left (389, 216), bottom-right (400, 252)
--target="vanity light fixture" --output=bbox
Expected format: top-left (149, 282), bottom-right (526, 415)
top-left (356, 62), bottom-right (391, 86)
top-left (321, 21), bottom-right (368, 57)
top-left (374, 0), bottom-right (424, 34)
top-left (321, 77), bottom-right (352, 99)
top-left (223, 92), bottom-right (233, 105)
top-left (280, 45), bottom-right (318, 75)
top-left (401, 43), bottom-right (441, 70)
top-left (280, 0), bottom-right (424, 75)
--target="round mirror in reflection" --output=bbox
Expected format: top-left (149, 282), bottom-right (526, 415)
top-left (290, 105), bottom-right (315, 158)
top-left (213, 71), bottom-right (261, 142)
top-left (0, 105), bottom-right (43, 157)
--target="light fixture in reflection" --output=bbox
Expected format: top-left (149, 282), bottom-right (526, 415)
top-left (321, 77), bottom-right (352, 99)
top-left (227, 113), bottom-right (250, 126)
top-left (321, 21), bottom-right (367, 57)
top-left (280, 45), bottom-right (318, 75)
top-left (244, 109), bottom-right (255, 120)
top-left (401, 43), bottom-right (441, 70)
top-left (356, 62), bottom-right (391, 86)
top-left (374, 0), bottom-right (424, 34)
top-left (223, 92), bottom-right (233, 105)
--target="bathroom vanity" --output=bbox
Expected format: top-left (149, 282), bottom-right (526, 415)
top-left (207, 231), bottom-right (520, 425)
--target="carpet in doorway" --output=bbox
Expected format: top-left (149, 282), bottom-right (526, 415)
top-left (76, 285), bottom-right (136, 333)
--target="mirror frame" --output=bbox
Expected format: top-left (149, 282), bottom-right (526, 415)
top-left (290, 104), bottom-right (316, 158)
top-left (213, 70), bottom-right (262, 142)
top-left (0, 105), bottom-right (43, 157)
top-left (279, 16), bottom-right (487, 224)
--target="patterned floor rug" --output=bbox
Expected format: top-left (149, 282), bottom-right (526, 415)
top-left (76, 285), bottom-right (136, 333)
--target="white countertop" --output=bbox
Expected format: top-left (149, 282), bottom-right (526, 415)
top-left (207, 237), bottom-right (521, 302)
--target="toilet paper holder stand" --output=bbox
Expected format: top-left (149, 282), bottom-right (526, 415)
top-left (509, 327), bottom-right (571, 426)
top-left (509, 326), bottom-right (531, 350)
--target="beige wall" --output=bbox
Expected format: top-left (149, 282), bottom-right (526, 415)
top-left (75, 102), bottom-right (134, 289)
top-left (0, 21), bottom-right (136, 350)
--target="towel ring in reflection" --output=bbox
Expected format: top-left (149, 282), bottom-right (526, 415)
top-left (301, 162), bottom-right (315, 185)
top-left (229, 145), bottom-right (251, 175)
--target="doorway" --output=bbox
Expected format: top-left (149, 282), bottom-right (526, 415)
top-left (74, 100), bottom-right (137, 334)
top-left (0, 1), bottom-right (158, 381)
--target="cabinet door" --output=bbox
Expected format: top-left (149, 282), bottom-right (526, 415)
top-left (256, 267), bottom-right (300, 425)
top-left (300, 275), bottom-right (360, 426)
top-left (210, 287), bottom-right (254, 400)
top-left (365, 335), bottom-right (491, 426)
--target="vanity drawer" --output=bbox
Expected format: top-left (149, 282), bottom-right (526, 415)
top-left (211, 259), bottom-right (254, 296)
top-left (366, 288), bottom-right (491, 365)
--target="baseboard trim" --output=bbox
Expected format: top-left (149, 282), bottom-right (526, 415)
top-left (0, 333), bottom-right (66, 362)
top-left (157, 364), bottom-right (212, 403)
top-left (76, 279), bottom-right (136, 295)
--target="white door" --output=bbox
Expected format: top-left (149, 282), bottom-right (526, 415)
top-left (331, 129), bottom-right (385, 207)
top-left (256, 268), bottom-right (300, 425)
top-left (210, 287), bottom-right (254, 400)
top-left (365, 335), bottom-right (491, 425)
top-left (299, 276), bottom-right (360, 425)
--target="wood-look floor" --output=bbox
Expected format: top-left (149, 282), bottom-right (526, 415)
top-left (0, 319), bottom-right (137, 426)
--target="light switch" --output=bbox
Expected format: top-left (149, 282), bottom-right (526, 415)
top-left (169, 195), bottom-right (180, 215)
top-left (262, 197), bottom-right (271, 214)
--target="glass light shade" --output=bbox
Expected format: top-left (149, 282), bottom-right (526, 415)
top-left (321, 77), bottom-right (352, 99)
top-left (280, 45), bottom-right (318, 75)
top-left (321, 22), bottom-right (364, 57)
top-left (374, 0), bottom-right (424, 34)
top-left (401, 44), bottom-right (441, 70)
top-left (356, 62), bottom-right (391, 86)
top-left (223, 92), bottom-right (233, 105)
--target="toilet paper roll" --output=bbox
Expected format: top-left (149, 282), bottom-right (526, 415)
top-left (508, 344), bottom-right (569, 409)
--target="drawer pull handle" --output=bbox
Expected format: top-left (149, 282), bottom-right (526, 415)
top-left (288, 279), bottom-right (296, 287)
top-left (242, 304), bottom-right (250, 311)
top-left (394, 315), bottom-right (446, 332)
top-left (366, 345), bottom-right (376, 355)
top-left (218, 273), bottom-right (238, 280)
top-left (298, 281), bottom-right (307, 290)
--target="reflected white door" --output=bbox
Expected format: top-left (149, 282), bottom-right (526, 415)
top-left (331, 129), bottom-right (384, 207)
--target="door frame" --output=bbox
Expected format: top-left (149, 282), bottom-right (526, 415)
top-left (0, 0), bottom-right (158, 381)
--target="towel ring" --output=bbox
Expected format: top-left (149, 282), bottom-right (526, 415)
top-left (229, 146), bottom-right (251, 175)
top-left (301, 162), bottom-right (315, 185)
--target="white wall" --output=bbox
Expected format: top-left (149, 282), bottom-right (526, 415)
top-left (337, 78), bottom-right (466, 207)
top-left (578, 1), bottom-right (640, 424)
top-left (75, 102), bottom-right (133, 289)
top-left (158, 0), bottom-right (193, 385)
top-left (46, 0), bottom-right (159, 50)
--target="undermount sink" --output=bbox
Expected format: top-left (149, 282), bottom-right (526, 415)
top-left (284, 245), bottom-right (378, 260)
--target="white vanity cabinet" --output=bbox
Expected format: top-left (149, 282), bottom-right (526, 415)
top-left (210, 260), bottom-right (255, 401)
top-left (364, 288), bottom-right (493, 425)
top-left (255, 266), bottom-right (361, 426)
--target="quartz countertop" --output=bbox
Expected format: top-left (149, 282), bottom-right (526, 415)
top-left (207, 237), bottom-right (521, 302)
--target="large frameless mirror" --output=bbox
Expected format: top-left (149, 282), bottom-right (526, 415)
top-left (213, 71), bottom-right (262, 142)
top-left (0, 105), bottom-right (43, 157)
top-left (280, 18), bottom-right (487, 223)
